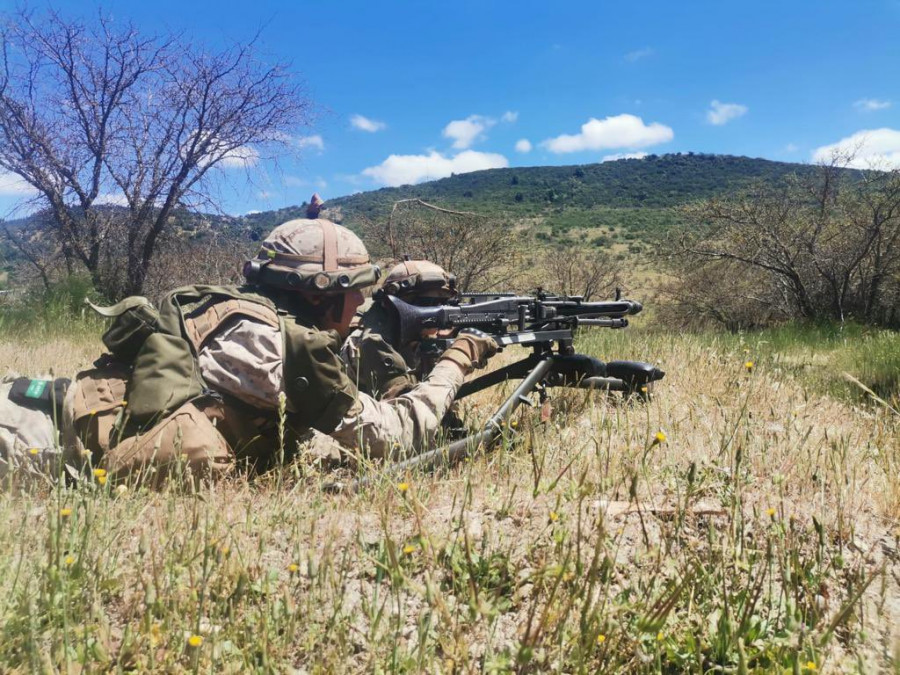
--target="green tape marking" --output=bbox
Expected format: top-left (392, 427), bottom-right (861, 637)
top-left (25, 380), bottom-right (48, 399)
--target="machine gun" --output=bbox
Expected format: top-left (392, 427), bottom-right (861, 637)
top-left (389, 289), bottom-right (640, 347)
top-left (329, 289), bottom-right (664, 493)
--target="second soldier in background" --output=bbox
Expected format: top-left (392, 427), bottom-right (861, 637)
top-left (342, 260), bottom-right (458, 399)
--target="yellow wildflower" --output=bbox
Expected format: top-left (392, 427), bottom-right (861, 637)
top-left (288, 563), bottom-right (299, 573)
top-left (403, 544), bottom-right (416, 555)
top-left (97, 475), bottom-right (108, 486)
top-left (596, 634), bottom-right (606, 644)
top-left (93, 468), bottom-right (107, 478)
top-left (640, 385), bottom-right (648, 393)
top-left (59, 507), bottom-right (72, 518)
top-left (187, 634), bottom-right (203, 648)
top-left (64, 555), bottom-right (75, 566)
top-left (510, 419), bottom-right (518, 429)
top-left (766, 507), bottom-right (776, 518)
top-left (549, 511), bottom-right (559, 523)
top-left (656, 631), bottom-right (664, 641)
top-left (805, 662), bottom-right (817, 671)
top-left (149, 622), bottom-right (162, 646)
top-left (28, 447), bottom-right (39, 456)
top-left (397, 482), bottom-right (410, 493)
top-left (653, 431), bottom-right (667, 445)
top-left (744, 360), bottom-right (754, 372)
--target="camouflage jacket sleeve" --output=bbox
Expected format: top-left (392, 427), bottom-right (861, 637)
top-left (329, 360), bottom-right (464, 460)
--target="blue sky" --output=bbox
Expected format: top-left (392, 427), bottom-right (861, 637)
top-left (1, 0), bottom-right (899, 216)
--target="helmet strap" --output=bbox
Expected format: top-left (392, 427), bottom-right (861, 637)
top-left (320, 220), bottom-right (338, 271)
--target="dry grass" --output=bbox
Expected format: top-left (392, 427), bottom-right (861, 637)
top-left (1, 327), bottom-right (899, 672)
top-left (0, 336), bottom-right (99, 377)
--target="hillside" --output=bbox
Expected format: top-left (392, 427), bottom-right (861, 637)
top-left (245, 154), bottom-right (822, 254)
top-left (1, 155), bottom-right (823, 281)
top-left (333, 153), bottom-right (809, 213)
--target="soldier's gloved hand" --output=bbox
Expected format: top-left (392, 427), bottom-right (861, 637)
top-left (439, 328), bottom-right (499, 374)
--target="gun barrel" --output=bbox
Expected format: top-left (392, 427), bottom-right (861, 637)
top-left (547, 299), bottom-right (642, 317)
top-left (459, 291), bottom-right (518, 300)
top-left (577, 317), bottom-right (629, 328)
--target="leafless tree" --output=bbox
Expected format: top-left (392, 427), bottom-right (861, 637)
top-left (533, 245), bottom-right (623, 300)
top-left (361, 199), bottom-right (525, 291)
top-left (141, 229), bottom-right (253, 302)
top-left (0, 8), bottom-right (311, 297)
top-left (668, 158), bottom-right (900, 328)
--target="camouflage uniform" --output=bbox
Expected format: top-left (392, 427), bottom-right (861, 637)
top-left (195, 299), bottom-right (465, 460)
top-left (0, 375), bottom-right (63, 480)
top-left (342, 302), bottom-right (419, 399)
top-left (56, 215), bottom-right (495, 485)
top-left (342, 260), bottom-right (457, 399)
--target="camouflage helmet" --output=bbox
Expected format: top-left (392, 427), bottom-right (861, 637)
top-left (380, 260), bottom-right (457, 301)
top-left (243, 218), bottom-right (380, 293)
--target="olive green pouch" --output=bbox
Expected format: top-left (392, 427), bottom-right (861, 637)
top-left (282, 321), bottom-right (357, 433)
top-left (356, 332), bottom-right (416, 398)
top-left (87, 297), bottom-right (160, 362)
top-left (126, 333), bottom-right (204, 424)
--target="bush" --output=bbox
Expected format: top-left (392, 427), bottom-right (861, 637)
top-left (669, 162), bottom-right (900, 328)
top-left (0, 275), bottom-right (103, 336)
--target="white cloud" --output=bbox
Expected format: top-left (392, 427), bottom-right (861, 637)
top-left (0, 171), bottom-right (36, 196)
top-left (95, 192), bottom-right (129, 207)
top-left (854, 98), bottom-right (891, 112)
top-left (442, 115), bottom-right (497, 149)
top-left (501, 111), bottom-right (519, 123)
top-left (515, 139), bottom-right (532, 153)
top-left (706, 100), bottom-right (748, 126)
top-left (271, 132), bottom-right (325, 152)
top-left (218, 145), bottom-right (260, 169)
top-left (350, 114), bottom-right (387, 132)
top-left (624, 47), bottom-right (654, 62)
top-left (541, 114), bottom-right (673, 154)
top-left (362, 150), bottom-right (509, 187)
top-left (293, 135), bottom-right (324, 151)
top-left (812, 128), bottom-right (900, 169)
top-left (601, 152), bottom-right (648, 162)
